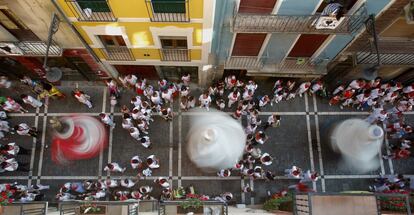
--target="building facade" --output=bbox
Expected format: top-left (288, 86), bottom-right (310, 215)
top-left (0, 0), bottom-right (108, 82)
top-left (212, 0), bottom-right (403, 81)
top-left (325, 0), bottom-right (414, 85)
top-left (53, 0), bottom-right (216, 85)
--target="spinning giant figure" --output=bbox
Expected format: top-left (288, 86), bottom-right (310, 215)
top-left (186, 110), bottom-right (246, 171)
top-left (331, 118), bottom-right (384, 172)
top-left (51, 116), bottom-right (108, 165)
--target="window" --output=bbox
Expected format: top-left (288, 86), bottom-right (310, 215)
top-left (77, 0), bottom-right (111, 12)
top-left (0, 9), bottom-right (27, 30)
top-left (160, 37), bottom-right (187, 49)
top-left (98, 35), bottom-right (127, 47)
top-left (151, 0), bottom-right (186, 13)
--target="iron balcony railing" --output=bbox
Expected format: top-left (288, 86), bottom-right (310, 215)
top-left (225, 56), bottom-right (264, 70)
top-left (145, 0), bottom-right (190, 22)
top-left (3, 202), bottom-right (48, 215)
top-left (356, 39), bottom-right (414, 65)
top-left (0, 41), bottom-right (62, 57)
top-left (65, 0), bottom-right (116, 22)
top-left (225, 56), bottom-right (328, 75)
top-left (160, 48), bottom-right (191, 61)
top-left (100, 46), bottom-right (135, 61)
top-left (232, 4), bottom-right (367, 35)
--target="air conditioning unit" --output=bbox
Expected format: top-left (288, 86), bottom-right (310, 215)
top-left (404, 2), bottom-right (414, 24)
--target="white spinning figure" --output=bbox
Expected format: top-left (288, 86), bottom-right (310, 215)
top-left (187, 109), bottom-right (245, 171)
top-left (331, 118), bottom-right (384, 172)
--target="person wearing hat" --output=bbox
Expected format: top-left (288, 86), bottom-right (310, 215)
top-left (99, 113), bottom-right (115, 128)
top-left (103, 162), bottom-right (126, 173)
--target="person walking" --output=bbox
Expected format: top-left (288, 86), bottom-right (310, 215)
top-left (104, 162), bottom-right (126, 173)
top-left (14, 123), bottom-right (38, 138)
top-left (99, 113), bottom-right (115, 128)
top-left (73, 89), bottom-right (93, 109)
top-left (21, 94), bottom-right (43, 108)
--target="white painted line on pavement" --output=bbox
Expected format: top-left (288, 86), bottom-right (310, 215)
top-left (28, 105), bottom-right (40, 187)
top-left (178, 97), bottom-right (182, 187)
top-left (304, 94), bottom-right (316, 191)
top-left (36, 105), bottom-right (48, 185)
top-left (169, 105), bottom-right (173, 189)
top-left (324, 175), bottom-right (378, 179)
top-left (98, 88), bottom-right (107, 177)
top-left (106, 103), bottom-right (115, 178)
top-left (382, 124), bottom-right (394, 175)
top-left (312, 95), bottom-right (325, 192)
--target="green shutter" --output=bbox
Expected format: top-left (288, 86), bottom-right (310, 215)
top-left (77, 0), bottom-right (110, 12)
top-left (151, 0), bottom-right (186, 13)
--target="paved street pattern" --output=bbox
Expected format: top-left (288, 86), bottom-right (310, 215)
top-left (0, 80), bottom-right (413, 205)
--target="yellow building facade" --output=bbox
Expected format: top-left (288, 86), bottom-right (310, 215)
top-left (54, 0), bottom-right (215, 85)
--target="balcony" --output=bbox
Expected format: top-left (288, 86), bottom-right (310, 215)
top-left (356, 39), bottom-right (414, 66)
top-left (65, 0), bottom-right (116, 22)
top-left (225, 56), bottom-right (328, 77)
top-left (0, 41), bottom-right (62, 56)
top-left (160, 48), bottom-right (191, 61)
top-left (145, 0), bottom-right (190, 22)
top-left (100, 46), bottom-right (135, 61)
top-left (232, 4), bottom-right (367, 35)
top-left (225, 56), bottom-right (264, 70)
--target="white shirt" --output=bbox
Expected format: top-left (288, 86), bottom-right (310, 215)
top-left (199, 95), bottom-right (211, 105)
top-left (130, 127), bottom-right (140, 139)
top-left (130, 155), bottom-right (142, 169)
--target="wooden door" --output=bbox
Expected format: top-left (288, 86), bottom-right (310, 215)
top-left (238, 0), bottom-right (277, 14)
top-left (0, 9), bottom-right (40, 41)
top-left (232, 33), bottom-right (267, 56)
top-left (288, 34), bottom-right (329, 58)
top-left (114, 65), bottom-right (159, 80)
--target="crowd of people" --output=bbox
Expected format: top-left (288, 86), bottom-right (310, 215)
top-left (0, 182), bottom-right (49, 203)
top-left (1, 73), bottom-right (414, 203)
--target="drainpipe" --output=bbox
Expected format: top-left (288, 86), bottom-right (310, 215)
top-left (50, 0), bottom-right (118, 79)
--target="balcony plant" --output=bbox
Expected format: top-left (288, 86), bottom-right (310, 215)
top-left (0, 189), bottom-right (13, 213)
top-left (263, 192), bottom-right (293, 212)
top-left (79, 203), bottom-right (106, 214)
top-left (177, 194), bottom-right (204, 214)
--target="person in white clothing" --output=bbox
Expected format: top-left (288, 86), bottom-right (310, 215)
top-left (227, 91), bottom-right (240, 108)
top-left (131, 96), bottom-right (142, 108)
top-left (181, 74), bottom-right (191, 86)
top-left (73, 89), bottom-right (93, 108)
top-left (198, 92), bottom-right (212, 111)
top-left (31, 184), bottom-right (50, 191)
top-left (297, 82), bottom-right (311, 97)
top-left (154, 177), bottom-right (170, 188)
top-left (14, 123), bottom-right (38, 138)
top-left (161, 90), bottom-right (173, 103)
top-left (300, 170), bottom-right (319, 183)
top-left (0, 76), bottom-right (11, 88)
top-left (103, 162), bottom-right (126, 173)
top-left (284, 166), bottom-right (302, 179)
top-left (217, 169), bottom-right (231, 177)
top-left (122, 115), bottom-right (134, 130)
top-left (187, 96), bottom-right (196, 109)
top-left (99, 113), bottom-right (115, 128)
top-left (146, 155), bottom-right (160, 169)
top-left (260, 153), bottom-right (273, 166)
top-left (121, 178), bottom-right (136, 188)
top-left (140, 136), bottom-right (151, 148)
top-left (139, 185), bottom-right (153, 194)
top-left (21, 94), bottom-right (43, 108)
top-left (125, 74), bottom-right (137, 88)
top-left (129, 127), bottom-right (141, 141)
top-left (130, 155), bottom-right (143, 169)
top-left (105, 179), bottom-right (119, 188)
top-left (151, 91), bottom-right (163, 105)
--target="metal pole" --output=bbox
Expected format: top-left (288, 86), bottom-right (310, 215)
top-left (43, 13), bottom-right (60, 69)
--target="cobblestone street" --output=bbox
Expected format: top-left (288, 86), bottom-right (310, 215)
top-left (1, 80), bottom-right (412, 205)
